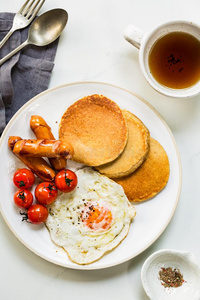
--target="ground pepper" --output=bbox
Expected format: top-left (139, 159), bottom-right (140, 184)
top-left (159, 267), bottom-right (185, 288)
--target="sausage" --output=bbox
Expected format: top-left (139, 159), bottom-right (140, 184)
top-left (30, 115), bottom-right (54, 139)
top-left (30, 115), bottom-right (66, 171)
top-left (8, 136), bottom-right (55, 182)
top-left (13, 139), bottom-right (74, 159)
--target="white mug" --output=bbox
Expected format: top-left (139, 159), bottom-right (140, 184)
top-left (124, 21), bottom-right (200, 98)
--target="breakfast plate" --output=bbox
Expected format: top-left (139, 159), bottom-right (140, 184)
top-left (0, 81), bottom-right (181, 270)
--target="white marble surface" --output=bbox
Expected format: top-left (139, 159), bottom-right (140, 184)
top-left (1, 0), bottom-right (200, 299)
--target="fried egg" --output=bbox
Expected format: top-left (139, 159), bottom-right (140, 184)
top-left (45, 167), bottom-right (136, 265)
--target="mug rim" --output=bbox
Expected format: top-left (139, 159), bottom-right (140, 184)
top-left (139, 20), bottom-right (200, 98)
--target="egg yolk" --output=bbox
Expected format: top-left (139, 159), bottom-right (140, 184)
top-left (81, 205), bottom-right (112, 231)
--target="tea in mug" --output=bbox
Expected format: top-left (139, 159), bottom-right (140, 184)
top-left (148, 32), bottom-right (200, 89)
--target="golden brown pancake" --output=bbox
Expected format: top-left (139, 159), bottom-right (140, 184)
top-left (95, 110), bottom-right (150, 178)
top-left (114, 138), bottom-right (170, 202)
top-left (59, 94), bottom-right (128, 166)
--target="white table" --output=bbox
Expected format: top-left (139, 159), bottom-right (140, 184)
top-left (1, 1), bottom-right (200, 299)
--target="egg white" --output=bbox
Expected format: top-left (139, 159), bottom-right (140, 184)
top-left (45, 167), bottom-right (136, 265)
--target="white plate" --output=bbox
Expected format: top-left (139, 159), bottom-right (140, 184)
top-left (0, 82), bottom-right (181, 270)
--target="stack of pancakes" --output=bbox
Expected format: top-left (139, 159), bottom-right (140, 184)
top-left (59, 94), bottom-right (170, 202)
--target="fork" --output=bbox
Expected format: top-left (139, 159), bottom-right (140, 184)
top-left (0, 0), bottom-right (45, 49)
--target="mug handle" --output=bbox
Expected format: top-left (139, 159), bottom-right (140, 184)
top-left (124, 24), bottom-right (145, 49)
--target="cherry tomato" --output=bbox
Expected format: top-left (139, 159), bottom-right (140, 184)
top-left (14, 189), bottom-right (33, 209)
top-left (55, 169), bottom-right (77, 193)
top-left (13, 168), bottom-right (35, 189)
top-left (35, 182), bottom-right (58, 205)
top-left (27, 204), bottom-right (48, 224)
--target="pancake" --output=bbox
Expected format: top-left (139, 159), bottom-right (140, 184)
top-left (95, 110), bottom-right (150, 178)
top-left (59, 94), bottom-right (128, 166)
top-left (114, 138), bottom-right (170, 202)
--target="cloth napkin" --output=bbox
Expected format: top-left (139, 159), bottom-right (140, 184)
top-left (0, 12), bottom-right (59, 134)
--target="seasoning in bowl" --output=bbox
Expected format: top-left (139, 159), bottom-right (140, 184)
top-left (159, 267), bottom-right (185, 288)
top-left (141, 249), bottom-right (200, 300)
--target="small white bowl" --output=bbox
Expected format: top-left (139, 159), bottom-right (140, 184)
top-left (141, 249), bottom-right (200, 300)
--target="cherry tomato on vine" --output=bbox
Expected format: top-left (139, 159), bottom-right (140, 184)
top-left (35, 182), bottom-right (58, 205)
top-left (13, 168), bottom-right (35, 189)
top-left (14, 189), bottom-right (33, 209)
top-left (21, 204), bottom-right (48, 224)
top-left (55, 169), bottom-right (77, 193)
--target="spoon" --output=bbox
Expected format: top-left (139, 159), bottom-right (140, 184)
top-left (0, 8), bottom-right (68, 66)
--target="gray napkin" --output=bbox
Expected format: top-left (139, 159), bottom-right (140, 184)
top-left (0, 12), bottom-right (59, 134)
